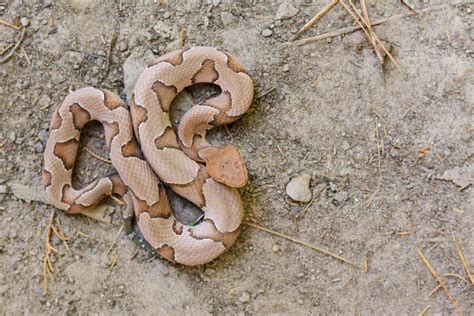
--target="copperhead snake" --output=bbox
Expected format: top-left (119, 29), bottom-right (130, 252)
top-left (43, 47), bottom-right (254, 265)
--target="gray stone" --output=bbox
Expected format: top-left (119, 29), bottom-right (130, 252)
top-left (262, 29), bottom-right (273, 37)
top-left (38, 129), bottom-right (48, 144)
top-left (34, 142), bottom-right (44, 153)
top-left (276, 1), bottom-right (298, 20)
top-left (286, 174), bottom-right (312, 202)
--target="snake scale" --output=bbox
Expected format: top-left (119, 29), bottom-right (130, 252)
top-left (43, 47), bottom-right (254, 265)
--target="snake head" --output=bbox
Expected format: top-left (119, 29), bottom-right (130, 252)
top-left (198, 145), bottom-right (248, 188)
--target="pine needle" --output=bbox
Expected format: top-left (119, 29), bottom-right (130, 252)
top-left (243, 220), bottom-right (359, 268)
top-left (417, 249), bottom-right (463, 315)
top-left (453, 235), bottom-right (474, 284)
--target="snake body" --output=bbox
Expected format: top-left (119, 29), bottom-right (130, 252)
top-left (43, 47), bottom-right (254, 265)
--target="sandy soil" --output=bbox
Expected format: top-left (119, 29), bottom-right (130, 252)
top-left (1, 0), bottom-right (473, 314)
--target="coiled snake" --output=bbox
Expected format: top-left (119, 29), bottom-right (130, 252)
top-left (43, 47), bottom-right (254, 265)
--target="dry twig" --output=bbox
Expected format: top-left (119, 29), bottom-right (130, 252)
top-left (292, 4), bottom-right (446, 46)
top-left (43, 211), bottom-right (56, 295)
top-left (375, 117), bottom-right (382, 172)
top-left (83, 145), bottom-right (112, 164)
top-left (429, 273), bottom-right (470, 297)
top-left (364, 189), bottom-right (379, 208)
top-left (0, 27), bottom-right (26, 64)
top-left (292, 0), bottom-right (339, 40)
top-left (256, 86), bottom-right (275, 99)
top-left (417, 249), bottom-right (463, 315)
top-left (0, 43), bottom-right (14, 56)
top-left (103, 33), bottom-right (117, 81)
top-left (0, 18), bottom-right (21, 30)
top-left (418, 304), bottom-right (430, 316)
top-left (340, 0), bottom-right (401, 72)
top-left (43, 210), bottom-right (72, 294)
top-left (295, 185), bottom-right (326, 222)
top-left (453, 235), bottom-right (474, 284)
top-left (106, 225), bottom-right (124, 256)
top-left (180, 28), bottom-right (186, 48)
top-left (243, 220), bottom-right (359, 268)
top-left (21, 46), bottom-right (31, 65)
top-left (109, 255), bottom-right (119, 270)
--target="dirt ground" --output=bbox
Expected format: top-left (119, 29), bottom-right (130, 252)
top-left (1, 0), bottom-right (473, 314)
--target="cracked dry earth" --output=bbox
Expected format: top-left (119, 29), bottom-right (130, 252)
top-left (1, 0), bottom-right (473, 315)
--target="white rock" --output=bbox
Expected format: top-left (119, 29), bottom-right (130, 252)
top-left (122, 49), bottom-right (155, 101)
top-left (20, 17), bottom-right (29, 27)
top-left (239, 291), bottom-right (250, 303)
top-left (276, 1), bottom-right (298, 20)
top-left (286, 174), bottom-right (311, 202)
top-left (0, 185), bottom-right (8, 194)
top-left (262, 29), bottom-right (273, 37)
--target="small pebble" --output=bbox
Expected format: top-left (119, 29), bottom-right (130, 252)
top-left (9, 131), bottom-right (16, 142)
top-left (239, 291), bottom-right (250, 303)
top-left (163, 11), bottom-right (171, 19)
top-left (262, 29), bottom-right (273, 37)
top-left (34, 142), bottom-right (44, 153)
top-left (20, 17), bottom-right (29, 27)
top-left (390, 148), bottom-right (399, 158)
top-left (0, 185), bottom-right (8, 194)
top-left (282, 64), bottom-right (290, 72)
top-left (51, 234), bottom-right (62, 246)
top-left (38, 129), bottom-right (48, 144)
top-left (272, 244), bottom-right (280, 252)
top-left (286, 174), bottom-right (312, 202)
